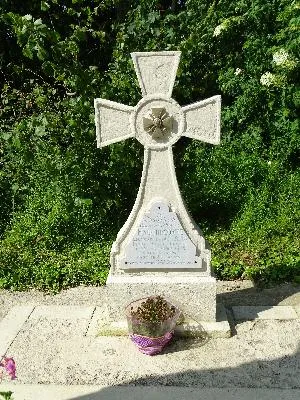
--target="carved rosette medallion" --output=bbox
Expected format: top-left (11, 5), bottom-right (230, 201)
top-left (132, 94), bottom-right (184, 149)
top-left (143, 108), bottom-right (173, 139)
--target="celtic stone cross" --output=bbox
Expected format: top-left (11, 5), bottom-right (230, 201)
top-left (94, 51), bottom-right (221, 276)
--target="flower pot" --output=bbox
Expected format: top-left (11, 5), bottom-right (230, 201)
top-left (125, 296), bottom-right (180, 355)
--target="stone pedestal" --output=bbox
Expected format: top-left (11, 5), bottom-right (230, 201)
top-left (106, 272), bottom-right (216, 322)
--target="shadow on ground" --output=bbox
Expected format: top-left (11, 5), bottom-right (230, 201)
top-left (66, 344), bottom-right (300, 400)
top-left (217, 282), bottom-right (300, 307)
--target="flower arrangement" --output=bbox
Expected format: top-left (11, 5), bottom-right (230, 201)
top-left (0, 357), bottom-right (16, 380)
top-left (0, 357), bottom-right (16, 400)
top-left (126, 296), bottom-right (180, 355)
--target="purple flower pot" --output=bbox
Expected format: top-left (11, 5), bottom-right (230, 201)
top-left (125, 296), bottom-right (180, 355)
top-left (130, 331), bottom-right (174, 355)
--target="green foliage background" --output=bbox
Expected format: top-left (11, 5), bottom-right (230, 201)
top-left (0, 0), bottom-right (299, 291)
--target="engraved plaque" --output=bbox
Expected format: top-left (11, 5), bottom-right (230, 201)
top-left (121, 201), bottom-right (200, 270)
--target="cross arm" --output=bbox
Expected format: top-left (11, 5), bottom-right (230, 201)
top-left (94, 99), bottom-right (135, 148)
top-left (131, 51), bottom-right (181, 97)
top-left (182, 95), bottom-right (221, 145)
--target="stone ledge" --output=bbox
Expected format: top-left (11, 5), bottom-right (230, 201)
top-left (294, 305), bottom-right (300, 318)
top-left (174, 304), bottom-right (231, 338)
top-left (0, 305), bottom-right (35, 356)
top-left (88, 304), bottom-right (231, 339)
top-left (29, 305), bottom-right (95, 320)
top-left (232, 306), bottom-right (299, 321)
top-left (107, 274), bottom-right (216, 284)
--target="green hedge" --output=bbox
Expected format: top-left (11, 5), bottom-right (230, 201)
top-left (0, 0), bottom-right (299, 291)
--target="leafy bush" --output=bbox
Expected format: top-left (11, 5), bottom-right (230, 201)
top-left (0, 0), bottom-right (299, 290)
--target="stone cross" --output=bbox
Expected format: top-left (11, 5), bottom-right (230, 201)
top-left (94, 51), bottom-right (221, 276)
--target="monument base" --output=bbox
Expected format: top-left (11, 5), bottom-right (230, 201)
top-left (86, 273), bottom-right (231, 338)
top-left (105, 271), bottom-right (217, 322)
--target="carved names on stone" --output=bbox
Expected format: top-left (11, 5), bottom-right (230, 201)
top-left (122, 201), bottom-right (198, 269)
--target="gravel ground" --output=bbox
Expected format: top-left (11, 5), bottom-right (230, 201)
top-left (4, 318), bottom-right (300, 387)
top-left (0, 281), bottom-right (299, 388)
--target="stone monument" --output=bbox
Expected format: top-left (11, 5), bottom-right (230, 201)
top-left (94, 51), bottom-right (229, 336)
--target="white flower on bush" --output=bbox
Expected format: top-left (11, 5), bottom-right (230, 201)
top-left (213, 22), bottom-right (227, 37)
top-left (273, 49), bottom-right (289, 66)
top-left (273, 48), bottom-right (296, 69)
top-left (33, 18), bottom-right (43, 26)
top-left (235, 68), bottom-right (242, 75)
top-left (213, 16), bottom-right (241, 37)
top-left (213, 25), bottom-right (223, 37)
top-left (260, 72), bottom-right (276, 87)
top-left (22, 14), bottom-right (32, 21)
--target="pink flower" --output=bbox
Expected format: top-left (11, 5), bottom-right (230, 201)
top-left (0, 357), bottom-right (16, 380)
